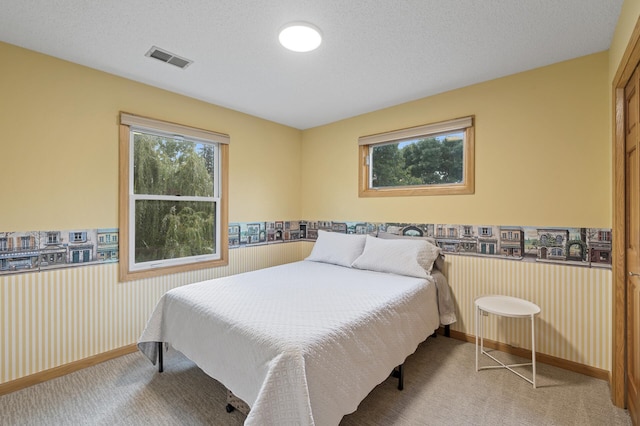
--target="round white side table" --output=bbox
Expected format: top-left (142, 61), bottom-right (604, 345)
top-left (474, 295), bottom-right (541, 388)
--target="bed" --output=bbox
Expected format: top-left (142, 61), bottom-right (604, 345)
top-left (138, 231), bottom-right (456, 425)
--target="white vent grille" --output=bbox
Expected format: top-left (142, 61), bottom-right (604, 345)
top-left (145, 46), bottom-right (192, 69)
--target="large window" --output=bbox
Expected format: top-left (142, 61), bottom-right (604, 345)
top-left (358, 116), bottom-right (474, 196)
top-left (119, 113), bottom-right (229, 281)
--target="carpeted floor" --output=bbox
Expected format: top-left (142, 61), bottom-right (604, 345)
top-left (0, 337), bottom-right (631, 425)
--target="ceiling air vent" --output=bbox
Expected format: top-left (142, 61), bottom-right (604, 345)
top-left (145, 46), bottom-right (192, 69)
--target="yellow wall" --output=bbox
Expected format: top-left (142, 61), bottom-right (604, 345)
top-left (610, 0), bottom-right (640, 84)
top-left (0, 41), bottom-right (302, 228)
top-left (302, 52), bottom-right (610, 228)
top-left (447, 257), bottom-right (612, 371)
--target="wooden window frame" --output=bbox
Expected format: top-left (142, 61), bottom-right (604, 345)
top-left (118, 112), bottom-right (229, 282)
top-left (358, 116), bottom-right (475, 197)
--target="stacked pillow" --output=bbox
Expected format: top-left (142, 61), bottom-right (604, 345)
top-left (304, 229), bottom-right (367, 268)
top-left (376, 231), bottom-right (445, 271)
top-left (306, 230), bottom-right (442, 278)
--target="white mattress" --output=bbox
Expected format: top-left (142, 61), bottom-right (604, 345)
top-left (138, 260), bottom-right (441, 425)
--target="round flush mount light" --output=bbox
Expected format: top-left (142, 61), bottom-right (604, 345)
top-left (278, 22), bottom-right (322, 52)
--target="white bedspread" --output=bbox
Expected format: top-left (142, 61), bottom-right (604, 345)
top-left (138, 260), bottom-right (441, 426)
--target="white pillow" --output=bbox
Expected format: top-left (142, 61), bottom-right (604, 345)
top-left (305, 230), bottom-right (367, 268)
top-left (351, 235), bottom-right (441, 278)
top-left (376, 232), bottom-right (445, 270)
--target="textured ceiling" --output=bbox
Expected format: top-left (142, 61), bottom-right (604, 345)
top-left (0, 1), bottom-right (623, 129)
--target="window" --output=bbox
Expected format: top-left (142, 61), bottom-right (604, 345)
top-left (358, 116), bottom-right (474, 197)
top-left (599, 231), bottom-right (611, 241)
top-left (21, 236), bottom-right (31, 250)
top-left (479, 227), bottom-right (491, 237)
top-left (119, 112), bottom-right (229, 281)
top-left (70, 232), bottom-right (86, 243)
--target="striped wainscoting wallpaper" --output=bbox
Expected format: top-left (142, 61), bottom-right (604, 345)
top-left (0, 241), bottom-right (312, 385)
top-left (446, 255), bottom-right (612, 371)
top-left (1, 241), bottom-right (611, 386)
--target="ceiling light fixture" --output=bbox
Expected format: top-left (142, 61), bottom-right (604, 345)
top-left (278, 22), bottom-right (322, 52)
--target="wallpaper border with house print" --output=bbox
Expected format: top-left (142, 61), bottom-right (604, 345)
top-left (0, 221), bottom-right (611, 276)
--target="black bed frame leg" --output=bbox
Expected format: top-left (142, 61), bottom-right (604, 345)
top-left (158, 342), bottom-right (164, 373)
top-left (432, 325), bottom-right (451, 338)
top-left (390, 364), bottom-right (404, 390)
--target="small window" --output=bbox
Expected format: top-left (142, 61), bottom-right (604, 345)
top-left (70, 232), bottom-right (86, 243)
top-left (359, 116), bottom-right (474, 197)
top-left (21, 236), bottom-right (31, 249)
top-left (119, 113), bottom-right (229, 281)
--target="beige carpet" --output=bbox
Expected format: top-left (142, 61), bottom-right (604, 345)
top-left (0, 337), bottom-right (631, 425)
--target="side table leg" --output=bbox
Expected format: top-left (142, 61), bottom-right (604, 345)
top-left (531, 314), bottom-right (536, 388)
top-left (475, 305), bottom-right (479, 372)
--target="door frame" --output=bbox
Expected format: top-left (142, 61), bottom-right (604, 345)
top-left (613, 16), bottom-right (640, 408)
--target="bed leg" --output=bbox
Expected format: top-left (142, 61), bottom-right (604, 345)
top-left (390, 364), bottom-right (404, 390)
top-left (433, 325), bottom-right (450, 338)
top-left (157, 342), bottom-right (163, 373)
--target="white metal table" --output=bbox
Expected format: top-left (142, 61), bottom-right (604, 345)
top-left (475, 295), bottom-right (541, 388)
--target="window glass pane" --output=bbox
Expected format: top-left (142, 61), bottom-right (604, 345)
top-left (133, 131), bottom-right (215, 197)
top-left (134, 200), bottom-right (216, 264)
top-left (370, 132), bottom-right (464, 188)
